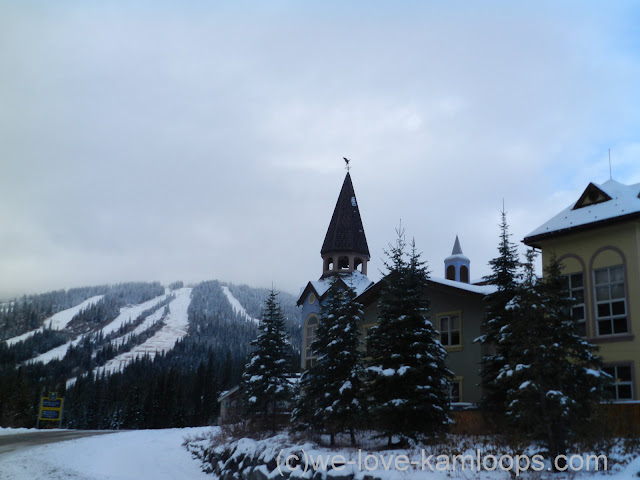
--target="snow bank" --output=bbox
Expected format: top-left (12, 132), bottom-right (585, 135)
top-left (188, 432), bottom-right (640, 480)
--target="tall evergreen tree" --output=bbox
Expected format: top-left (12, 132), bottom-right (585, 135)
top-left (500, 251), bottom-right (606, 461)
top-left (293, 276), bottom-right (364, 445)
top-left (366, 229), bottom-right (451, 445)
top-left (241, 290), bottom-right (294, 432)
top-left (476, 210), bottom-right (521, 419)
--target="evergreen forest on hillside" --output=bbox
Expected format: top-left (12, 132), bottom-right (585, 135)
top-left (0, 280), bottom-right (300, 429)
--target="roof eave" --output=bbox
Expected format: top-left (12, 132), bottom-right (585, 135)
top-left (523, 211), bottom-right (640, 247)
top-left (296, 283), bottom-right (320, 306)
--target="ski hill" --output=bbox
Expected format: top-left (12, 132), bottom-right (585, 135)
top-left (0, 280), bottom-right (300, 429)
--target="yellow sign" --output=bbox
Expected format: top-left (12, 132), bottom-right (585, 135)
top-left (39, 392), bottom-right (64, 422)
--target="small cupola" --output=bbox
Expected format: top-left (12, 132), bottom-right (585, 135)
top-left (444, 235), bottom-right (470, 283)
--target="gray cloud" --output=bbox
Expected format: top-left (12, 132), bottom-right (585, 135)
top-left (1, 1), bottom-right (640, 298)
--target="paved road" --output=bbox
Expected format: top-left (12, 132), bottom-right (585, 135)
top-left (0, 430), bottom-right (118, 455)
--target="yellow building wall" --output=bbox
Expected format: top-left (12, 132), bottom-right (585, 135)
top-left (535, 219), bottom-right (640, 400)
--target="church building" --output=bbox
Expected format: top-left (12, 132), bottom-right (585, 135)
top-left (298, 172), bottom-right (494, 404)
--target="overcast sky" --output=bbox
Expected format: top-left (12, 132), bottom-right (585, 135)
top-left (2, 1), bottom-right (640, 300)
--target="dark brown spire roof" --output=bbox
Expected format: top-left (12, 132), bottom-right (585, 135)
top-left (321, 172), bottom-right (370, 257)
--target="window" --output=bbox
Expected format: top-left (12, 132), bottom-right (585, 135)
top-left (460, 265), bottom-right (469, 283)
top-left (603, 364), bottom-right (634, 401)
top-left (564, 273), bottom-right (586, 336)
top-left (449, 378), bottom-right (462, 403)
top-left (446, 265), bottom-right (455, 281)
top-left (439, 314), bottom-right (460, 347)
top-left (305, 316), bottom-right (318, 368)
top-left (593, 265), bottom-right (627, 335)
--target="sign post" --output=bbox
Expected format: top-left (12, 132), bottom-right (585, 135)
top-left (37, 392), bottom-right (64, 429)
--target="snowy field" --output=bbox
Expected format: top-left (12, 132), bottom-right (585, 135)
top-left (0, 427), bottom-right (213, 480)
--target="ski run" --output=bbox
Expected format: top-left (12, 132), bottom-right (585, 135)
top-left (12, 285), bottom-right (262, 384)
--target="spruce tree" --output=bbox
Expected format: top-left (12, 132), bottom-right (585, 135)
top-left (366, 230), bottom-right (451, 445)
top-left (293, 276), bottom-right (364, 445)
top-left (241, 290), bottom-right (294, 433)
top-left (500, 251), bottom-right (606, 461)
top-left (476, 210), bottom-right (521, 419)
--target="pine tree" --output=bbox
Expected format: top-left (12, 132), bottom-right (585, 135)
top-left (500, 251), bottom-right (606, 461)
top-left (293, 276), bottom-right (364, 445)
top-left (476, 210), bottom-right (521, 419)
top-left (366, 229), bottom-right (451, 445)
top-left (241, 290), bottom-right (294, 433)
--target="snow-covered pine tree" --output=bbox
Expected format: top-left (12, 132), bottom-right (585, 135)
top-left (501, 251), bottom-right (606, 461)
top-left (293, 275), bottom-right (364, 445)
top-left (241, 290), bottom-right (294, 433)
top-left (366, 229), bottom-right (451, 445)
top-left (476, 209), bottom-right (521, 420)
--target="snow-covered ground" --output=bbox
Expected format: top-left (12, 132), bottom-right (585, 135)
top-left (26, 293), bottom-right (169, 365)
top-left (5, 295), bottom-right (104, 346)
top-left (0, 427), bottom-right (213, 480)
top-left (189, 432), bottom-right (640, 480)
top-left (2, 426), bottom-right (639, 480)
top-left (221, 286), bottom-right (259, 325)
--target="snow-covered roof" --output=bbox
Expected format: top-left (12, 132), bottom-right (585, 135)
top-left (311, 270), bottom-right (373, 297)
top-left (217, 385), bottom-right (240, 402)
top-left (525, 179), bottom-right (640, 244)
top-left (429, 277), bottom-right (496, 295)
top-left (298, 271), bottom-right (374, 305)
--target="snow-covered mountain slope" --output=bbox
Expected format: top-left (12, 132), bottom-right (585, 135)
top-left (5, 295), bottom-right (104, 346)
top-left (100, 293), bottom-right (169, 337)
top-left (109, 303), bottom-right (166, 348)
top-left (88, 287), bottom-right (192, 378)
top-left (222, 285), bottom-right (260, 325)
top-left (26, 293), bottom-right (169, 365)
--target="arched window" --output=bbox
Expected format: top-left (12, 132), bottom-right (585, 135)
top-left (446, 265), bottom-right (455, 281)
top-left (460, 265), bottom-right (469, 283)
top-left (324, 257), bottom-right (334, 272)
top-left (338, 256), bottom-right (349, 270)
top-left (354, 257), bottom-right (363, 272)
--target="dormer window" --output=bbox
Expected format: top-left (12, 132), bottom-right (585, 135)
top-left (573, 183), bottom-right (612, 210)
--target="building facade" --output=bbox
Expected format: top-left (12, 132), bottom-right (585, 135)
top-left (298, 172), bottom-right (493, 404)
top-left (524, 179), bottom-right (640, 402)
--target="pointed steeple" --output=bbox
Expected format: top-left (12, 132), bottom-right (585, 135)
top-left (321, 172), bottom-right (370, 276)
top-left (451, 235), bottom-right (463, 255)
top-left (445, 235), bottom-right (470, 283)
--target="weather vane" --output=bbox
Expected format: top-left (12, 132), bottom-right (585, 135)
top-left (343, 157), bottom-right (351, 171)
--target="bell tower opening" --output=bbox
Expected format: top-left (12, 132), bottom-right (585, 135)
top-left (444, 235), bottom-right (470, 283)
top-left (446, 265), bottom-right (456, 281)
